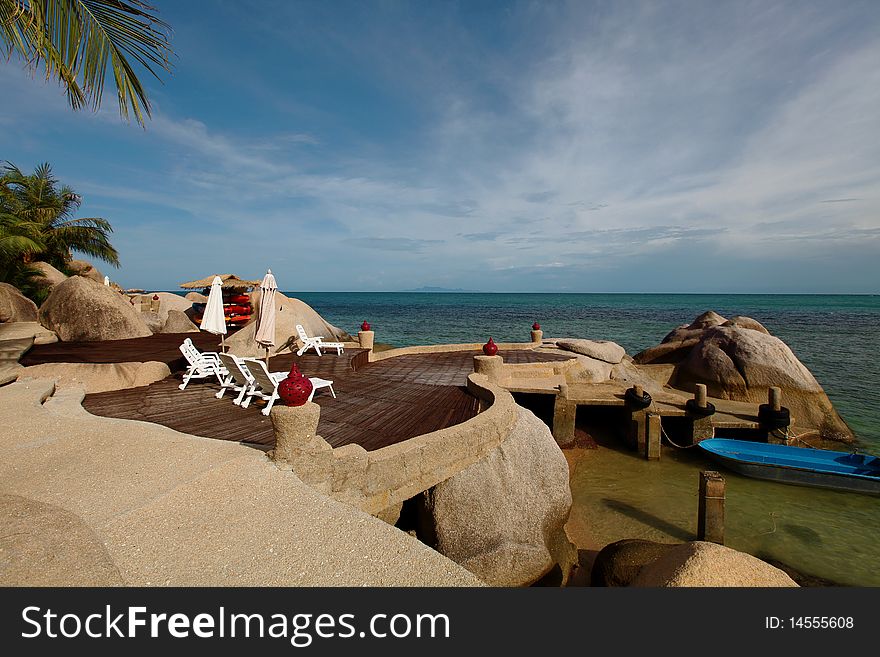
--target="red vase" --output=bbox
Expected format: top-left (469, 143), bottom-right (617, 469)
top-left (277, 364), bottom-right (313, 407)
top-left (482, 337), bottom-right (498, 356)
top-left (361, 320), bottom-right (371, 331)
top-left (532, 322), bottom-right (541, 330)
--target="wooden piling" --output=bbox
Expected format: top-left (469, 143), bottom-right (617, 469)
top-left (552, 383), bottom-right (577, 447)
top-left (697, 471), bottom-right (725, 544)
top-left (645, 413), bottom-right (661, 461)
top-left (695, 383), bottom-right (707, 408)
top-left (769, 386), bottom-right (782, 411)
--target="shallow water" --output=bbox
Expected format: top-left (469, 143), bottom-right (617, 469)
top-left (567, 440), bottom-right (880, 586)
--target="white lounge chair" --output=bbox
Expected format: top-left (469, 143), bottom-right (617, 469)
top-left (178, 338), bottom-right (228, 390)
top-left (216, 353), bottom-right (255, 405)
top-left (242, 358), bottom-right (336, 416)
top-left (295, 324), bottom-right (344, 356)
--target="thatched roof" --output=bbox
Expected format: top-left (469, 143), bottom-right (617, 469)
top-left (179, 274), bottom-right (261, 290)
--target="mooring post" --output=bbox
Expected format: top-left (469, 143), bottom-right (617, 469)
top-left (695, 383), bottom-right (707, 408)
top-left (762, 386), bottom-right (790, 445)
top-left (624, 384), bottom-right (652, 455)
top-left (645, 412), bottom-right (661, 460)
top-left (553, 383), bottom-right (577, 447)
top-left (686, 384), bottom-right (715, 445)
top-left (769, 386), bottom-right (782, 411)
top-left (697, 470), bottom-right (725, 544)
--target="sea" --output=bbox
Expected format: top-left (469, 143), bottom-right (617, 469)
top-left (284, 292), bottom-right (880, 584)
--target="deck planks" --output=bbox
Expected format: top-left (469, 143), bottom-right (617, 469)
top-left (81, 346), bottom-right (571, 451)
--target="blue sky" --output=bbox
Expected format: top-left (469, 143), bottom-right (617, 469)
top-left (2, 0), bottom-right (879, 292)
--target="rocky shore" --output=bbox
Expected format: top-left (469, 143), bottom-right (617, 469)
top-left (0, 264), bottom-right (859, 587)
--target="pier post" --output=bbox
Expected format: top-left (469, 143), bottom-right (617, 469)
top-left (645, 412), bottom-right (661, 461)
top-left (552, 383), bottom-right (577, 447)
top-left (760, 386), bottom-right (791, 445)
top-left (695, 384), bottom-right (707, 409)
top-left (270, 402), bottom-right (333, 486)
top-left (530, 328), bottom-right (543, 344)
top-left (769, 386), bottom-right (782, 412)
top-left (686, 384), bottom-right (716, 444)
top-left (473, 354), bottom-right (504, 383)
top-left (624, 385), bottom-right (657, 458)
top-left (697, 471), bottom-right (725, 544)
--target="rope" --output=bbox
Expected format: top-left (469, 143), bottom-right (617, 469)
top-left (654, 402), bottom-right (700, 449)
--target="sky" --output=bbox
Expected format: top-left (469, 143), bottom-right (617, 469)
top-left (2, 0), bottom-right (879, 293)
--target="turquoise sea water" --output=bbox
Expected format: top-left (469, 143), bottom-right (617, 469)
top-left (293, 292), bottom-right (880, 451)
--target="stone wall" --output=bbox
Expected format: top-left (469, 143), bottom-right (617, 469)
top-left (270, 373), bottom-right (519, 516)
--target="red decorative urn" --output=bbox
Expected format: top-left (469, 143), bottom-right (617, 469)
top-left (277, 363), bottom-right (313, 407)
top-left (153, 294), bottom-right (159, 300)
top-left (532, 322), bottom-right (541, 330)
top-left (482, 337), bottom-right (498, 356)
top-left (360, 320), bottom-right (371, 331)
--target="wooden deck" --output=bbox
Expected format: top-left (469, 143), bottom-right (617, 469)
top-left (20, 332), bottom-right (225, 369)
top-left (82, 348), bottom-right (572, 451)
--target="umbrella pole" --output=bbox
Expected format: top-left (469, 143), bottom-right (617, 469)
top-left (265, 346), bottom-right (269, 365)
top-left (221, 334), bottom-right (226, 353)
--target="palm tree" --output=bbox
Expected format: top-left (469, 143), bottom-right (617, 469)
top-left (0, 0), bottom-right (173, 126)
top-left (0, 161), bottom-right (119, 271)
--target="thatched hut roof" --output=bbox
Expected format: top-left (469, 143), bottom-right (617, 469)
top-left (179, 274), bottom-right (261, 290)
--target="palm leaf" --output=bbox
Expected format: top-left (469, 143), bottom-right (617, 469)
top-left (1, 0), bottom-right (173, 125)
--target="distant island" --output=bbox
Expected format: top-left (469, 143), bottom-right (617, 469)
top-left (403, 286), bottom-right (477, 293)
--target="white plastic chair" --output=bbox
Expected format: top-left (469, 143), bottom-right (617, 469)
top-left (242, 358), bottom-right (336, 416)
top-left (216, 353), bottom-right (255, 405)
top-left (295, 324), bottom-right (344, 356)
top-left (178, 338), bottom-right (227, 390)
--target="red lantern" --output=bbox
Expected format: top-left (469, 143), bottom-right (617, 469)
top-left (277, 363), bottom-right (313, 407)
top-left (532, 322), bottom-right (541, 330)
top-left (361, 320), bottom-right (371, 331)
top-left (482, 337), bottom-right (498, 356)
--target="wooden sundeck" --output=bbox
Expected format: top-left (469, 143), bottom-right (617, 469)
top-left (81, 346), bottom-right (572, 451)
top-left (21, 332), bottom-right (225, 369)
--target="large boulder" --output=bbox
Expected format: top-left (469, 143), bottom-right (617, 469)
top-left (224, 291), bottom-right (350, 357)
top-left (632, 541), bottom-right (798, 587)
top-left (140, 311), bottom-right (165, 334)
top-left (417, 407), bottom-right (577, 586)
top-left (591, 539), bottom-right (678, 586)
top-left (67, 259), bottom-right (105, 284)
top-left (677, 324), bottom-right (853, 443)
top-left (0, 283), bottom-right (38, 323)
top-left (556, 339), bottom-right (626, 364)
top-left (184, 291), bottom-right (207, 303)
top-left (38, 277), bottom-right (151, 341)
top-left (162, 310), bottom-right (199, 333)
top-left (636, 312), bottom-right (853, 443)
top-left (30, 261), bottom-right (68, 292)
top-left (635, 310), bottom-right (728, 365)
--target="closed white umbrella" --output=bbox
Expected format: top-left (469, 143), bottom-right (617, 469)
top-left (103, 275), bottom-right (110, 286)
top-left (200, 275), bottom-right (228, 352)
top-left (254, 269), bottom-right (277, 363)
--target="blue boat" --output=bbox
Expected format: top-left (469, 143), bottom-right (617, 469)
top-left (698, 438), bottom-right (880, 495)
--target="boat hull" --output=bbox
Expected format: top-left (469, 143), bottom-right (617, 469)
top-left (699, 439), bottom-right (880, 496)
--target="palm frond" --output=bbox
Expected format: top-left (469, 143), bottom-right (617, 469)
top-left (1, 0), bottom-right (174, 125)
